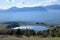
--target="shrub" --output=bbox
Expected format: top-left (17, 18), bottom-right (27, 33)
top-left (15, 29), bottom-right (23, 37)
top-left (6, 22), bottom-right (19, 28)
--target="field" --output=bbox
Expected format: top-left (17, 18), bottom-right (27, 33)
top-left (0, 36), bottom-right (60, 40)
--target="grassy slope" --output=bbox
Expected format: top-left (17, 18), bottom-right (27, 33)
top-left (0, 24), bottom-right (8, 29)
top-left (0, 36), bottom-right (60, 40)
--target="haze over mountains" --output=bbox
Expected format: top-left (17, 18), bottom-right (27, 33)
top-left (0, 4), bottom-right (60, 12)
top-left (0, 4), bottom-right (60, 24)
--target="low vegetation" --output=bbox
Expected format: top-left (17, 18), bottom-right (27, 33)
top-left (0, 27), bottom-right (60, 37)
top-left (0, 22), bottom-right (60, 40)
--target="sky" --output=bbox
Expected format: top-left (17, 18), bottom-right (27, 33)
top-left (0, 0), bottom-right (60, 9)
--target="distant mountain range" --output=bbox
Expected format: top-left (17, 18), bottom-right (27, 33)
top-left (0, 4), bottom-right (60, 24)
top-left (0, 4), bottom-right (60, 13)
top-left (46, 5), bottom-right (60, 9)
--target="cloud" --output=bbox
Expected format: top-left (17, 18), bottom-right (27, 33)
top-left (7, 0), bottom-right (15, 2)
top-left (16, 0), bottom-right (58, 8)
top-left (0, 0), bottom-right (59, 9)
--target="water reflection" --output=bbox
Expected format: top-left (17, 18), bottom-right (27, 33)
top-left (12, 26), bottom-right (48, 30)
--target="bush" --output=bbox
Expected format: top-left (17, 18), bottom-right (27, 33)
top-left (6, 22), bottom-right (19, 28)
top-left (30, 30), bottom-right (36, 36)
top-left (15, 29), bottom-right (23, 37)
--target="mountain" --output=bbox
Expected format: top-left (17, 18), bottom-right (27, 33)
top-left (3, 7), bottom-right (47, 12)
top-left (0, 9), bottom-right (5, 13)
top-left (46, 5), bottom-right (60, 9)
top-left (0, 5), bottom-right (60, 24)
top-left (0, 4), bottom-right (60, 13)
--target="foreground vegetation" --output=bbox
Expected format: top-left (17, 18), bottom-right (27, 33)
top-left (0, 22), bottom-right (60, 40)
top-left (0, 27), bottom-right (60, 37)
top-left (0, 36), bottom-right (60, 40)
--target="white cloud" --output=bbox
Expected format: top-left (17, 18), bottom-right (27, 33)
top-left (16, 0), bottom-right (58, 8)
top-left (7, 0), bottom-right (15, 2)
top-left (0, 0), bottom-right (59, 9)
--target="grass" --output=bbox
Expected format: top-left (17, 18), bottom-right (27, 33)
top-left (0, 36), bottom-right (60, 40)
top-left (0, 24), bottom-right (8, 29)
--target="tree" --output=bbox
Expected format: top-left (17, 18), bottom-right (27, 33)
top-left (24, 29), bottom-right (32, 37)
top-left (37, 31), bottom-right (43, 37)
top-left (36, 22), bottom-right (39, 24)
top-left (50, 29), bottom-right (56, 37)
top-left (6, 22), bottom-right (19, 28)
top-left (15, 29), bottom-right (23, 37)
top-left (30, 30), bottom-right (36, 36)
top-left (42, 31), bottom-right (48, 37)
top-left (9, 30), bottom-right (13, 35)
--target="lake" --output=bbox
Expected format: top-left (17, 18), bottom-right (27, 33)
top-left (12, 25), bottom-right (48, 30)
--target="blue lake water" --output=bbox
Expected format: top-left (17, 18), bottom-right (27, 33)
top-left (12, 26), bottom-right (48, 30)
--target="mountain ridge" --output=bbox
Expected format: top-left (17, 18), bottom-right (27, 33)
top-left (0, 4), bottom-right (60, 13)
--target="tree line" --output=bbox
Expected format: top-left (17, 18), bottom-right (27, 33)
top-left (0, 27), bottom-right (60, 37)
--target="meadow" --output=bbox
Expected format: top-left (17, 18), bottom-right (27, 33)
top-left (0, 36), bottom-right (60, 40)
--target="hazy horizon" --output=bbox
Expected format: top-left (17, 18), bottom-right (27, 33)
top-left (0, 0), bottom-right (60, 30)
